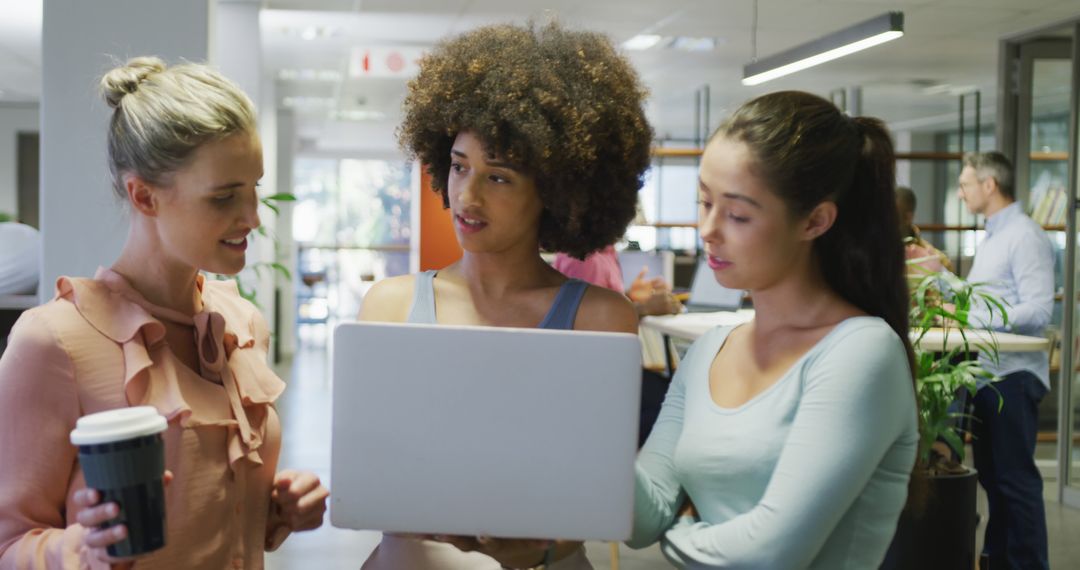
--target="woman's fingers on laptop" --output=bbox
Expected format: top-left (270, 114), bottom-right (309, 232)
top-left (474, 537), bottom-right (555, 568)
top-left (430, 535), bottom-right (481, 552)
top-left (269, 469), bottom-right (329, 531)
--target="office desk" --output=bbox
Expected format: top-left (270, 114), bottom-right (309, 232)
top-left (0, 295), bottom-right (36, 310)
top-left (641, 310), bottom-right (1051, 374)
top-left (0, 295), bottom-right (36, 356)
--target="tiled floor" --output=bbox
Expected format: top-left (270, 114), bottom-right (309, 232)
top-left (267, 343), bottom-right (1080, 569)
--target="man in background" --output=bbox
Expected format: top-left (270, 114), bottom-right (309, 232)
top-left (958, 152), bottom-right (1053, 570)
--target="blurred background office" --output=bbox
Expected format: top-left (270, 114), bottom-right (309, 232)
top-left (1, 0), bottom-right (1079, 567)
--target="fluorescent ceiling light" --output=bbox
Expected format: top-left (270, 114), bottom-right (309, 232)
top-left (283, 96), bottom-right (335, 109)
top-left (331, 110), bottom-right (387, 121)
top-left (278, 68), bottom-right (344, 81)
top-left (921, 83), bottom-right (977, 96)
top-left (622, 34), bottom-right (663, 51)
top-left (278, 25), bottom-right (339, 40)
top-left (742, 12), bottom-right (904, 86)
top-left (668, 37), bottom-right (720, 52)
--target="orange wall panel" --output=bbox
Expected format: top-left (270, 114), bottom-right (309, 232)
top-left (418, 168), bottom-right (462, 271)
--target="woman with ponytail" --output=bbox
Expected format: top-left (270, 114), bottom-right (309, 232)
top-left (628, 91), bottom-right (918, 568)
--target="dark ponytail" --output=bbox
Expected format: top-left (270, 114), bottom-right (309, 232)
top-left (816, 115), bottom-right (912, 365)
top-left (714, 91), bottom-right (922, 506)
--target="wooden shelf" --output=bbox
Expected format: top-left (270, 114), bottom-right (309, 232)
top-left (1036, 432), bottom-right (1080, 444)
top-left (638, 222), bottom-right (1062, 232)
top-left (651, 148), bottom-right (1070, 162)
top-left (895, 151), bottom-right (961, 161)
top-left (1031, 151), bottom-right (1068, 161)
top-left (918, 224), bottom-right (1064, 232)
top-left (651, 147), bottom-right (703, 158)
top-left (918, 224), bottom-right (980, 231)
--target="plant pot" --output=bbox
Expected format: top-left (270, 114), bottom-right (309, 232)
top-left (880, 468), bottom-right (979, 570)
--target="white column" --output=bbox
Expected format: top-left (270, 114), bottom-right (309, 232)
top-left (275, 108), bottom-right (297, 360)
top-left (212, 0), bottom-right (280, 360)
top-left (212, 0), bottom-right (261, 100)
top-left (40, 0), bottom-right (211, 300)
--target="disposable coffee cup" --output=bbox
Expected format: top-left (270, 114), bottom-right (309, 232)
top-left (70, 406), bottom-right (168, 558)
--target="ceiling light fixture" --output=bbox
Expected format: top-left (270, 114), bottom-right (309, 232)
top-left (331, 110), bottom-right (387, 122)
top-left (278, 68), bottom-right (344, 82)
top-left (668, 37), bottom-right (721, 52)
top-left (283, 96), bottom-right (335, 109)
top-left (622, 34), bottom-right (663, 51)
top-left (742, 11), bottom-right (904, 86)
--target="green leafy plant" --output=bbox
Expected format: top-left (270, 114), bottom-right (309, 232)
top-left (909, 268), bottom-right (1009, 472)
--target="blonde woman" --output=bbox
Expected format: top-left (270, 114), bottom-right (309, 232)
top-left (0, 57), bottom-right (327, 569)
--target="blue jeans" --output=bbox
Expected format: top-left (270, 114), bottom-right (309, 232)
top-left (971, 370), bottom-right (1049, 569)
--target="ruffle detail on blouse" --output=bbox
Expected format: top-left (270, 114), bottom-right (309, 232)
top-left (55, 270), bottom-right (285, 470)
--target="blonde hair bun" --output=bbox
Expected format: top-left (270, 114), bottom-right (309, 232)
top-left (100, 56), bottom-right (167, 109)
top-left (99, 56), bottom-right (256, 199)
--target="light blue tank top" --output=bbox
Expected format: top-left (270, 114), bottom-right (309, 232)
top-left (406, 270), bottom-right (588, 330)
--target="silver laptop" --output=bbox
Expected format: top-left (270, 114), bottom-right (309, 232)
top-left (330, 322), bottom-right (642, 541)
top-left (685, 259), bottom-right (745, 313)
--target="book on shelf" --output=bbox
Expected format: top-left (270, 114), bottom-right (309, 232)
top-left (1048, 186), bottom-right (1068, 227)
top-left (1031, 185), bottom-right (1067, 227)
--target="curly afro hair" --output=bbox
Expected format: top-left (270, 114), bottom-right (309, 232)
top-left (398, 21), bottom-right (653, 259)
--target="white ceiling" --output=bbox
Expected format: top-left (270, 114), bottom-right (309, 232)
top-left (2, 0), bottom-right (1079, 154)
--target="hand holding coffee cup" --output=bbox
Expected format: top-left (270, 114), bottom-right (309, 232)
top-left (73, 472), bottom-right (173, 567)
top-left (70, 406), bottom-right (170, 561)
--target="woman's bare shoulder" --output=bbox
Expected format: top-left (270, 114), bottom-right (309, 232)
top-left (574, 285), bottom-right (638, 334)
top-left (357, 274), bottom-right (418, 322)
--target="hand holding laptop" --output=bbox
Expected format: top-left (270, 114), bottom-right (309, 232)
top-left (430, 535), bottom-right (556, 568)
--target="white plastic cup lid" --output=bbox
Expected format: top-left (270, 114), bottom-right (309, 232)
top-left (70, 406), bottom-right (167, 446)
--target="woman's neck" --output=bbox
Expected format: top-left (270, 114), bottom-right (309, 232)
top-left (749, 258), bottom-right (854, 336)
top-left (111, 229), bottom-right (201, 316)
top-left (453, 248), bottom-right (560, 298)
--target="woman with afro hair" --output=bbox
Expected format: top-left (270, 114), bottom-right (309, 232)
top-left (357, 21), bottom-right (654, 570)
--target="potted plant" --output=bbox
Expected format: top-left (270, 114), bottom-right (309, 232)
top-left (882, 267), bottom-right (1008, 570)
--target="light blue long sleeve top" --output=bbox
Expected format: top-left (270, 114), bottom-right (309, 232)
top-left (964, 202), bottom-right (1054, 389)
top-left (629, 317), bottom-right (918, 569)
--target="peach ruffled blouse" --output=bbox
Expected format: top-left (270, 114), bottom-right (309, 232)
top-left (0, 268), bottom-right (287, 569)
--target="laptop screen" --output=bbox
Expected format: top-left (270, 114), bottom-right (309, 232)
top-left (689, 259), bottom-right (744, 310)
top-left (617, 250), bottom-right (672, 289)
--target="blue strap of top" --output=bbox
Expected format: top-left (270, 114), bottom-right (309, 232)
top-left (537, 279), bottom-right (589, 330)
top-left (406, 270), bottom-right (588, 330)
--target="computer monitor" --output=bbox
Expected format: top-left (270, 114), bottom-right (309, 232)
top-left (685, 259), bottom-right (744, 313)
top-left (617, 250), bottom-right (674, 290)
